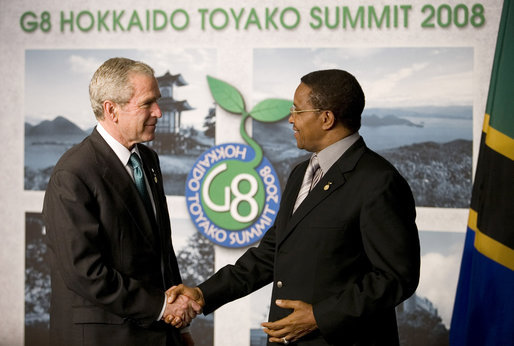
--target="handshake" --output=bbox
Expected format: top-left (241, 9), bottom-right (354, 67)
top-left (161, 284), bottom-right (204, 328)
top-left (161, 284), bottom-right (319, 344)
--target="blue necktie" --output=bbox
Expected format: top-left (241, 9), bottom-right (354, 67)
top-left (130, 153), bottom-right (166, 288)
top-left (129, 153), bottom-right (153, 215)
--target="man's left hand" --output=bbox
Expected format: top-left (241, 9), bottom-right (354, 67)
top-left (261, 299), bottom-right (318, 344)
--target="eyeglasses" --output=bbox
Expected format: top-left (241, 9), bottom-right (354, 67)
top-left (289, 105), bottom-right (321, 114)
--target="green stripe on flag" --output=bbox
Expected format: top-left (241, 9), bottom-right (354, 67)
top-left (485, 0), bottom-right (514, 139)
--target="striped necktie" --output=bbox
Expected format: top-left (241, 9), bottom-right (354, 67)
top-left (293, 155), bottom-right (322, 213)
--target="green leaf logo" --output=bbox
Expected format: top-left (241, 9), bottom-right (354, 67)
top-left (207, 76), bottom-right (245, 114)
top-left (185, 76), bottom-right (287, 247)
top-left (207, 75), bottom-right (291, 166)
top-left (250, 98), bottom-right (291, 123)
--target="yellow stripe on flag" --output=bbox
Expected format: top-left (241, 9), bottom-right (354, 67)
top-left (468, 209), bottom-right (514, 271)
top-left (483, 113), bottom-right (514, 161)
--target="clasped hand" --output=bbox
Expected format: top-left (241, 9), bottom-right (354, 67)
top-left (162, 285), bottom-right (318, 344)
top-left (261, 299), bottom-right (318, 344)
top-left (161, 285), bottom-right (205, 328)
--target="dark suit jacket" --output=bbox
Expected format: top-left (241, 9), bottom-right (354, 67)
top-left (43, 128), bottom-right (183, 346)
top-left (198, 138), bottom-right (420, 345)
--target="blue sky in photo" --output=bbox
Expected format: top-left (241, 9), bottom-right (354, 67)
top-left (25, 47), bottom-right (473, 130)
top-left (253, 47), bottom-right (473, 109)
top-left (25, 49), bottom-right (217, 130)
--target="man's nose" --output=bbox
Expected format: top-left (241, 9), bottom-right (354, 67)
top-left (152, 102), bottom-right (162, 118)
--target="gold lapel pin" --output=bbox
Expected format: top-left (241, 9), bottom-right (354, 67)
top-left (151, 168), bottom-right (158, 183)
top-left (324, 182), bottom-right (333, 191)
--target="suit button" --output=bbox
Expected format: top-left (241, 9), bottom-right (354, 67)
top-left (277, 281), bottom-right (283, 288)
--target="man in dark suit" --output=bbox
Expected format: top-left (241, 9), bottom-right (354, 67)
top-left (43, 57), bottom-right (197, 346)
top-left (168, 69), bottom-right (420, 345)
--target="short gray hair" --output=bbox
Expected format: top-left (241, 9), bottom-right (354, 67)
top-left (89, 57), bottom-right (155, 119)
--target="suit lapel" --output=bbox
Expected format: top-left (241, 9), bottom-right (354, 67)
top-left (89, 130), bottom-right (158, 247)
top-left (277, 138), bottom-right (367, 247)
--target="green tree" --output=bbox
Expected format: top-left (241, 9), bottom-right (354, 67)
top-left (176, 232), bottom-right (215, 346)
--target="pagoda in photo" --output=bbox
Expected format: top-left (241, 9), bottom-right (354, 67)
top-left (152, 71), bottom-right (193, 154)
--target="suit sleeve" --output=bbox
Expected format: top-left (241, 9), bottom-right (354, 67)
top-left (198, 220), bottom-right (276, 315)
top-left (313, 169), bottom-right (420, 340)
top-left (43, 169), bottom-right (164, 327)
top-left (196, 163), bottom-right (307, 314)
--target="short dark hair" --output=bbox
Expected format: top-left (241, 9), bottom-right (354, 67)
top-left (301, 69), bottom-right (365, 132)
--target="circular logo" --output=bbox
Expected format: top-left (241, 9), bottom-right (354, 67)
top-left (185, 143), bottom-right (281, 248)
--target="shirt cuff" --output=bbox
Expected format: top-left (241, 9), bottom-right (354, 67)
top-left (157, 294), bottom-right (167, 321)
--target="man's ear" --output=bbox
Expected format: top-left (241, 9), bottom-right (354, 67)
top-left (103, 100), bottom-right (118, 122)
top-left (321, 110), bottom-right (336, 130)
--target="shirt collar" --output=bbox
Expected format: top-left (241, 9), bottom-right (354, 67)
top-left (316, 132), bottom-right (360, 173)
top-left (96, 122), bottom-right (140, 167)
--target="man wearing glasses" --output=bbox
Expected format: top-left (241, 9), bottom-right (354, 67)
top-left (168, 69), bottom-right (420, 345)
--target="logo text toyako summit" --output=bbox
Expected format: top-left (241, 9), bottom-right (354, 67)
top-left (185, 76), bottom-right (290, 247)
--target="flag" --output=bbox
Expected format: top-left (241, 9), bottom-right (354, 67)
top-left (450, 0), bottom-right (514, 345)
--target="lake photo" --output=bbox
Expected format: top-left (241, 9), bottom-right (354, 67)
top-left (253, 47), bottom-right (473, 208)
top-left (24, 49), bottom-right (217, 195)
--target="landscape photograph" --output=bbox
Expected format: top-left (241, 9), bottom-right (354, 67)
top-left (25, 213), bottom-right (215, 346)
top-left (24, 49), bottom-right (217, 196)
top-left (24, 47), bottom-right (473, 346)
top-left (252, 47), bottom-right (473, 208)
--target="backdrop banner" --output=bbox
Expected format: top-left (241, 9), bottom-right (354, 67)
top-left (0, 1), bottom-right (505, 345)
